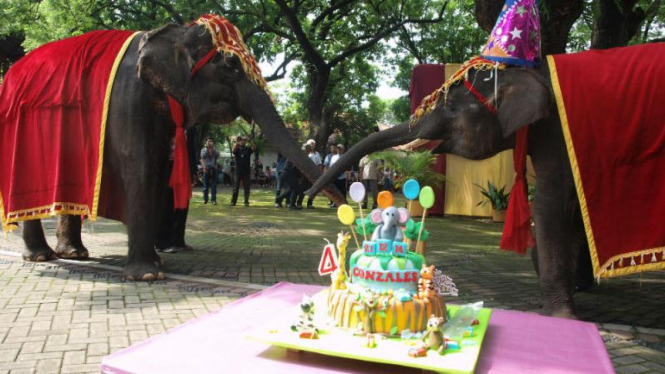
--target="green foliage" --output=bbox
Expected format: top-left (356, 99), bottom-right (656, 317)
top-left (370, 149), bottom-right (444, 188)
top-left (475, 182), bottom-right (510, 211)
top-left (404, 219), bottom-right (430, 242)
top-left (355, 217), bottom-right (377, 236)
top-left (528, 185), bottom-right (536, 202)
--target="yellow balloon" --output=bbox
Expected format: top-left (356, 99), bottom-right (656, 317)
top-left (337, 204), bottom-right (356, 225)
top-left (377, 191), bottom-right (394, 209)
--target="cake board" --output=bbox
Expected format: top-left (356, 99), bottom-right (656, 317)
top-left (246, 290), bottom-right (492, 374)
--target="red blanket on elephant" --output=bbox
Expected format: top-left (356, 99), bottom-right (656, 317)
top-left (548, 43), bottom-right (665, 279)
top-left (0, 30), bottom-right (138, 231)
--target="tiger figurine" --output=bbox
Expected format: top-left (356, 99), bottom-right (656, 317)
top-left (417, 264), bottom-right (437, 303)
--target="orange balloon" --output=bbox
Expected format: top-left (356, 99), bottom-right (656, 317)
top-left (377, 191), bottom-right (394, 209)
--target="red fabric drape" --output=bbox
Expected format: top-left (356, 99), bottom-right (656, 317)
top-left (409, 64), bottom-right (446, 215)
top-left (548, 44), bottom-right (665, 277)
top-left (166, 96), bottom-right (192, 209)
top-left (500, 127), bottom-right (534, 254)
top-left (0, 30), bottom-right (135, 229)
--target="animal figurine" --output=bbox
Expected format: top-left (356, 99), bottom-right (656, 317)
top-left (354, 288), bottom-right (378, 334)
top-left (370, 206), bottom-right (410, 242)
top-left (421, 315), bottom-right (446, 355)
top-left (418, 265), bottom-right (437, 303)
top-left (332, 232), bottom-right (351, 290)
top-left (291, 295), bottom-right (317, 333)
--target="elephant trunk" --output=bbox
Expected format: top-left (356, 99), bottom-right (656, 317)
top-left (307, 117), bottom-right (429, 198)
top-left (235, 79), bottom-right (345, 205)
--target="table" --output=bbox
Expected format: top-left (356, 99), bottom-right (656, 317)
top-left (101, 282), bottom-right (614, 374)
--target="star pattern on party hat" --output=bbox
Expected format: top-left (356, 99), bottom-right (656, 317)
top-left (481, 0), bottom-right (541, 67)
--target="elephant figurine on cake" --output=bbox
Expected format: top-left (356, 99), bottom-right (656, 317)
top-left (370, 207), bottom-right (410, 242)
top-left (0, 15), bottom-right (343, 281)
top-left (309, 44), bottom-right (665, 318)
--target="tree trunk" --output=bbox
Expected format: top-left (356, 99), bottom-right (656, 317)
top-left (591, 0), bottom-right (646, 49)
top-left (306, 65), bottom-right (331, 154)
top-left (475, 0), bottom-right (584, 55)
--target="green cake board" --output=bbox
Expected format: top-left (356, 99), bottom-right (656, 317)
top-left (246, 291), bottom-right (492, 374)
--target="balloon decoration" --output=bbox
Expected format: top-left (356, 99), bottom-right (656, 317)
top-left (416, 186), bottom-right (436, 251)
top-left (349, 182), bottom-right (368, 242)
top-left (337, 204), bottom-right (361, 249)
top-left (349, 182), bottom-right (366, 203)
top-left (377, 191), bottom-right (394, 209)
top-left (402, 179), bottom-right (421, 200)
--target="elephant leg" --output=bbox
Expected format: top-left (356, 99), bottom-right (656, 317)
top-left (55, 215), bottom-right (89, 260)
top-left (574, 234), bottom-right (594, 292)
top-left (22, 219), bottom-right (57, 262)
top-left (121, 165), bottom-right (166, 282)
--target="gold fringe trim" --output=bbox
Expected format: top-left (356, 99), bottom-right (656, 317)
top-left (410, 56), bottom-right (505, 126)
top-left (195, 15), bottom-right (274, 102)
top-left (91, 31), bottom-right (141, 221)
top-left (3, 202), bottom-right (91, 229)
top-left (548, 55), bottom-right (665, 279)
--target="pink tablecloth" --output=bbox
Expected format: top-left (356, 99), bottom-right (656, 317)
top-left (101, 282), bottom-right (614, 374)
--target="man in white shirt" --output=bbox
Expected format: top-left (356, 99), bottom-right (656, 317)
top-left (359, 154), bottom-right (380, 209)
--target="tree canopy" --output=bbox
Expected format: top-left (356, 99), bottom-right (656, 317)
top-left (1, 0), bottom-right (664, 149)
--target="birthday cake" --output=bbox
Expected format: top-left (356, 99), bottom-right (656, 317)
top-left (324, 186), bottom-right (447, 336)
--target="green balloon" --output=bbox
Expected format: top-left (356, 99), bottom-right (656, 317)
top-left (419, 186), bottom-right (435, 209)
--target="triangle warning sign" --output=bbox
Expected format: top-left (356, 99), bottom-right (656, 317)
top-left (318, 244), bottom-right (339, 276)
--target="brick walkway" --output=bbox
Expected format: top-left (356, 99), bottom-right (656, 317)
top-left (0, 187), bottom-right (663, 373)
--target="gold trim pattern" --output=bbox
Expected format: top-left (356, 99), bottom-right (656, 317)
top-left (548, 55), bottom-right (665, 279)
top-left (1, 32), bottom-right (140, 232)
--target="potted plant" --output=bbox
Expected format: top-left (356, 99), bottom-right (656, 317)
top-left (475, 181), bottom-right (510, 223)
top-left (370, 150), bottom-right (444, 216)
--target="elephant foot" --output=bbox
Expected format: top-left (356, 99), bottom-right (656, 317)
top-left (22, 245), bottom-right (57, 262)
top-left (538, 305), bottom-right (578, 320)
top-left (123, 260), bottom-right (165, 282)
top-left (55, 243), bottom-right (89, 260)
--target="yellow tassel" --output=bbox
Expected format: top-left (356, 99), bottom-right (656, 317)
top-left (640, 254), bottom-right (644, 264)
top-left (630, 256), bottom-right (636, 266)
top-left (652, 253), bottom-right (657, 263)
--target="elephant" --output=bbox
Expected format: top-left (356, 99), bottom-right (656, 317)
top-left (370, 207), bottom-right (410, 242)
top-left (308, 57), bottom-right (612, 318)
top-left (5, 18), bottom-right (343, 281)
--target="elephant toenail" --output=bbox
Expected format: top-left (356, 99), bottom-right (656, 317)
top-left (141, 273), bottom-right (156, 282)
top-left (35, 255), bottom-right (45, 262)
top-left (125, 275), bottom-right (135, 281)
top-left (157, 272), bottom-right (165, 280)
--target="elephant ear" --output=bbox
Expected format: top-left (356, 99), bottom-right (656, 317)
top-left (137, 23), bottom-right (194, 102)
top-left (370, 209), bottom-right (383, 224)
top-left (397, 208), bottom-right (410, 224)
top-left (497, 69), bottom-right (552, 138)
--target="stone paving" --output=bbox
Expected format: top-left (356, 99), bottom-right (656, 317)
top-left (0, 186), bottom-right (664, 373)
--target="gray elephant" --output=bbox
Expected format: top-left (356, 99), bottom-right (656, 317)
top-left (1, 16), bottom-right (343, 281)
top-left (309, 45), bottom-right (665, 318)
top-left (370, 207), bottom-right (410, 242)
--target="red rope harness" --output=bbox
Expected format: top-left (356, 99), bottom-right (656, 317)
top-left (463, 77), bottom-right (533, 254)
top-left (165, 42), bottom-right (217, 209)
top-left (463, 80), bottom-right (498, 116)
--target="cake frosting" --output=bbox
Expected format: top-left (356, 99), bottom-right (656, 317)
top-left (325, 201), bottom-right (446, 335)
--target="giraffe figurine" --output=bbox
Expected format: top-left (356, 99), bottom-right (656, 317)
top-left (332, 231), bottom-right (351, 290)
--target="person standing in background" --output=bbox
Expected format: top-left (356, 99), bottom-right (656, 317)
top-left (231, 136), bottom-right (255, 206)
top-left (200, 136), bottom-right (220, 205)
top-left (359, 154), bottom-right (380, 210)
top-left (274, 153), bottom-right (286, 207)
